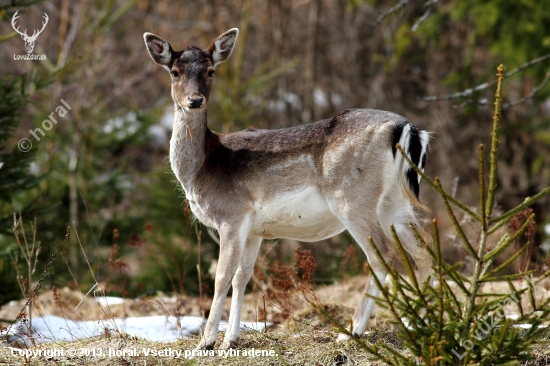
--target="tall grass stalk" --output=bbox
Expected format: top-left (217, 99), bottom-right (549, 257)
top-left (11, 214), bottom-right (42, 331)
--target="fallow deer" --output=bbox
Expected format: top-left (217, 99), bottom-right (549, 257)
top-left (144, 28), bottom-right (433, 350)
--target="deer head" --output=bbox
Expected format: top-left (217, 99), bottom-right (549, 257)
top-left (11, 11), bottom-right (49, 54)
top-left (143, 29), bottom-right (238, 111)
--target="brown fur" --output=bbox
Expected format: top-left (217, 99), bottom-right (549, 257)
top-left (202, 109), bottom-right (406, 181)
top-left (143, 28), bottom-right (433, 350)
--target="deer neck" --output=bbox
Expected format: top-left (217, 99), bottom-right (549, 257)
top-left (169, 107), bottom-right (209, 195)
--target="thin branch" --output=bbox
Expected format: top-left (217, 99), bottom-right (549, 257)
top-left (375, 0), bottom-right (409, 25)
top-left (489, 184), bottom-right (550, 226)
top-left (462, 69), bottom-right (550, 108)
top-left (451, 176), bottom-right (459, 197)
top-left (396, 144), bottom-right (482, 221)
top-left (502, 68), bottom-right (550, 108)
top-left (411, 0), bottom-right (438, 32)
top-left (57, 2), bottom-right (81, 69)
top-left (435, 177), bottom-right (479, 259)
top-left (421, 53), bottom-right (550, 102)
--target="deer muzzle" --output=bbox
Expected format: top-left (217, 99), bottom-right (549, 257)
top-left (187, 96), bottom-right (204, 109)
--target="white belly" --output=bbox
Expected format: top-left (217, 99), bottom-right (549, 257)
top-left (251, 186), bottom-right (345, 241)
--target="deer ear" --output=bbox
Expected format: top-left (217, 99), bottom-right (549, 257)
top-left (208, 28), bottom-right (239, 68)
top-left (144, 32), bottom-right (174, 69)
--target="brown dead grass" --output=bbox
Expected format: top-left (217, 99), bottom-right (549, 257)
top-left (0, 330), bottom-right (392, 366)
top-left (1, 276), bottom-right (550, 365)
top-left (1, 326), bottom-right (548, 365)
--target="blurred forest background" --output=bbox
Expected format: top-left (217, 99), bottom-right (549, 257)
top-left (1, 0), bottom-right (550, 306)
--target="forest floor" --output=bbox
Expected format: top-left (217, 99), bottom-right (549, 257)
top-left (1, 276), bottom-right (550, 365)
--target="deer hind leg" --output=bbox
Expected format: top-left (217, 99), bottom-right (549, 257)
top-left (401, 223), bottom-right (433, 285)
top-left (337, 224), bottom-right (396, 340)
top-left (196, 218), bottom-right (250, 350)
top-left (221, 234), bottom-right (262, 350)
top-left (377, 197), bottom-right (433, 286)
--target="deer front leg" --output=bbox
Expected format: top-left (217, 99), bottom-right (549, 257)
top-left (196, 219), bottom-right (249, 350)
top-left (221, 235), bottom-right (262, 349)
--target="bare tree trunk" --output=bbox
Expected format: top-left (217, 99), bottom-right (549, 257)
top-left (270, 0), bottom-right (292, 127)
top-left (302, 0), bottom-right (320, 123)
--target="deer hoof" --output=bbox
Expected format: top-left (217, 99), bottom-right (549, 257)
top-left (194, 343), bottom-right (214, 351)
top-left (220, 340), bottom-right (236, 350)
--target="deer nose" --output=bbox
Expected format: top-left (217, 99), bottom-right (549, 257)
top-left (188, 96), bottom-right (204, 109)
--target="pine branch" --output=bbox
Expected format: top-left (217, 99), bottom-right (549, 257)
top-left (486, 65), bottom-right (505, 219)
top-left (396, 144), bottom-right (482, 221)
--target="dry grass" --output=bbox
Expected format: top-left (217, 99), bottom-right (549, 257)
top-left (1, 323), bottom-right (548, 365)
top-left (2, 275), bottom-right (550, 365)
top-left (0, 330), bottom-right (385, 365)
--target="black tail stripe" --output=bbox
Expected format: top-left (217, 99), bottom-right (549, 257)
top-left (391, 121), bottom-right (424, 199)
top-left (406, 168), bottom-right (420, 198)
top-left (391, 121), bottom-right (407, 158)
top-left (408, 125), bottom-right (422, 166)
top-left (420, 153), bottom-right (427, 170)
top-left (407, 125), bottom-right (422, 198)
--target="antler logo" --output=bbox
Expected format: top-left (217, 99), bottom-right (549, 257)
top-left (12, 11), bottom-right (49, 54)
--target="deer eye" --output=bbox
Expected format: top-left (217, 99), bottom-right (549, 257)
top-left (170, 70), bottom-right (179, 78)
top-left (208, 69), bottom-right (215, 78)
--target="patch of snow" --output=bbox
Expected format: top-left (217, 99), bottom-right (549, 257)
top-left (331, 92), bottom-right (343, 107)
top-left (95, 296), bottom-right (125, 306)
top-left (147, 106), bottom-right (173, 147)
top-left (283, 92), bottom-right (302, 109)
top-left (2, 315), bottom-right (272, 346)
top-left (267, 99), bottom-right (286, 113)
top-left (159, 297), bottom-right (177, 304)
top-left (30, 162), bottom-right (40, 176)
top-left (115, 174), bottom-right (133, 190)
top-left (267, 92), bottom-right (303, 113)
top-left (161, 107), bottom-right (174, 129)
top-left (102, 111), bottom-right (141, 140)
top-left (543, 224), bottom-right (550, 254)
top-left (542, 97), bottom-right (550, 115)
top-left (148, 124), bottom-right (168, 146)
top-left (400, 315), bottom-right (544, 331)
top-left (313, 88), bottom-right (328, 108)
